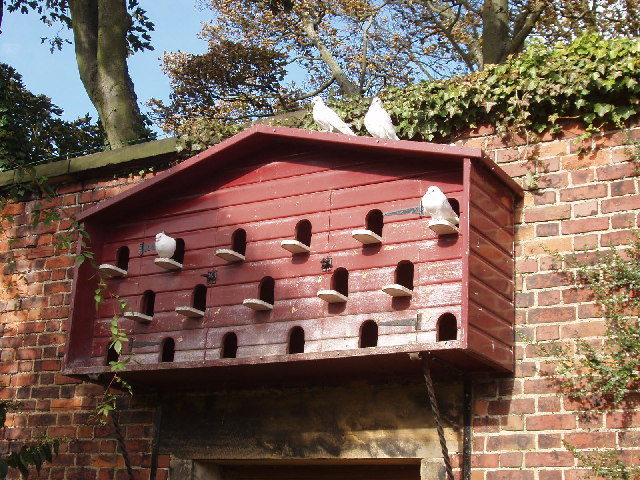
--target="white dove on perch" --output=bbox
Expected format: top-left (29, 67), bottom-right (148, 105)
top-left (364, 97), bottom-right (399, 140)
top-left (420, 186), bottom-right (459, 235)
top-left (312, 96), bottom-right (355, 135)
top-left (155, 232), bottom-right (177, 259)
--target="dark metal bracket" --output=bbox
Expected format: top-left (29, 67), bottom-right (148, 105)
top-left (201, 270), bottom-right (218, 285)
top-left (138, 242), bottom-right (155, 256)
top-left (320, 256), bottom-right (332, 272)
top-left (384, 205), bottom-right (422, 217)
top-left (379, 314), bottom-right (420, 328)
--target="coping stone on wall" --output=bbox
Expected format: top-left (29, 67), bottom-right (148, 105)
top-left (0, 137), bottom-right (178, 187)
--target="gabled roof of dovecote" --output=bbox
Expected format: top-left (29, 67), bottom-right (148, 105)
top-left (77, 125), bottom-right (522, 223)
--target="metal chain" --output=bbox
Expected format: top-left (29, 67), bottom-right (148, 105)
top-left (420, 353), bottom-right (455, 480)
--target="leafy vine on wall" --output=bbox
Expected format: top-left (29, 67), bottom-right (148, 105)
top-left (175, 34), bottom-right (640, 153)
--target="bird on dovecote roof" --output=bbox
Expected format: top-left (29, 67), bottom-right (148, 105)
top-left (364, 97), bottom-right (399, 140)
top-left (311, 96), bottom-right (355, 135)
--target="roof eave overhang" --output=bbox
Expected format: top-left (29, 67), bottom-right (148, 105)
top-left (77, 125), bottom-right (518, 223)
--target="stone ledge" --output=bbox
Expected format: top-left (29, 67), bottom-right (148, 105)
top-left (0, 137), bottom-right (177, 187)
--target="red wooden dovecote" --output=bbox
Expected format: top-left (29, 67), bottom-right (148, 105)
top-left (63, 126), bottom-right (523, 387)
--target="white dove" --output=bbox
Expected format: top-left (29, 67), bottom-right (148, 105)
top-left (155, 232), bottom-right (177, 259)
top-left (311, 96), bottom-right (355, 135)
top-left (420, 186), bottom-right (459, 225)
top-left (364, 97), bottom-right (399, 140)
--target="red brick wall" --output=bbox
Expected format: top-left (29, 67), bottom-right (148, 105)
top-left (1, 175), bottom-right (170, 480)
top-left (461, 123), bottom-right (640, 479)
top-left (1, 122), bottom-right (639, 479)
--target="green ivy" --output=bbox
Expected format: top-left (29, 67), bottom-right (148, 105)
top-left (350, 33), bottom-right (640, 142)
top-left (0, 401), bottom-right (60, 480)
top-left (551, 232), bottom-right (640, 404)
top-left (535, 231), bottom-right (640, 479)
top-left (177, 33), bottom-right (640, 152)
top-left (564, 442), bottom-right (640, 479)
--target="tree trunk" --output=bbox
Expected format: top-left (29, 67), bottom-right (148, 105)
top-left (69, 0), bottom-right (145, 149)
top-left (300, 15), bottom-right (360, 97)
top-left (482, 0), bottom-right (509, 66)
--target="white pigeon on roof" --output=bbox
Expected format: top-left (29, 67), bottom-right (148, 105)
top-left (155, 232), bottom-right (177, 259)
top-left (364, 97), bottom-right (399, 140)
top-left (420, 186), bottom-right (459, 225)
top-left (312, 96), bottom-right (355, 135)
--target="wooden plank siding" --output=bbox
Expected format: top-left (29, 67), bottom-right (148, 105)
top-left (65, 127), bottom-right (521, 382)
top-left (88, 156), bottom-right (468, 370)
top-left (465, 162), bottom-right (518, 371)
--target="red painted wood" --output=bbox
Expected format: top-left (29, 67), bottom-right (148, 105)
top-left (469, 205), bottom-right (513, 256)
top-left (67, 127), bottom-right (522, 380)
top-left (131, 329), bottom-right (207, 351)
top-left (468, 229), bottom-right (513, 277)
top-left (70, 346), bottom-right (507, 388)
top-left (101, 223), bottom-right (148, 245)
top-left (92, 310), bottom-right (433, 363)
top-left (65, 222), bottom-right (104, 368)
top-left (329, 173), bottom-right (461, 210)
top-left (468, 252), bottom-right (514, 299)
top-left (96, 277), bottom-right (462, 329)
top-left (184, 156), bottom-right (347, 194)
top-left (471, 164), bottom-right (516, 210)
top-left (467, 324), bottom-right (513, 371)
top-left (467, 299), bottom-right (514, 345)
top-left (76, 126), bottom-right (489, 224)
top-left (457, 157), bottom-right (473, 353)
top-left (140, 157), bottom-right (456, 223)
top-left (468, 278), bottom-right (514, 324)
top-left (417, 259), bottom-right (463, 285)
top-left (469, 179), bottom-right (513, 229)
top-left (328, 195), bottom-right (463, 230)
top-left (101, 243), bottom-right (141, 264)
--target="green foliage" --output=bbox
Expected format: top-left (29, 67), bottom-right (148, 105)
top-left (382, 33), bottom-right (640, 142)
top-left (89, 276), bottom-right (133, 426)
top-left (3, 0), bottom-right (154, 53)
top-left (174, 33), bottom-right (640, 152)
top-left (554, 238), bottom-right (640, 405)
top-left (0, 401), bottom-right (60, 480)
top-left (0, 62), bottom-right (105, 169)
top-left (552, 231), bottom-right (640, 404)
top-left (564, 442), bottom-right (640, 479)
top-left (537, 231), bottom-right (640, 478)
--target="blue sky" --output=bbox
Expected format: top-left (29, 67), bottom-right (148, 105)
top-left (0, 1), bottom-right (209, 135)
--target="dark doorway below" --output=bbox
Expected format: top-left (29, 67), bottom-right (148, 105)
top-left (215, 463), bottom-right (421, 480)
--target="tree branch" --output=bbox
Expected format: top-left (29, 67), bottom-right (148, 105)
top-left (421, 0), bottom-right (478, 70)
top-left (507, 0), bottom-right (546, 60)
top-left (358, 14), bottom-right (375, 91)
top-left (295, 75), bottom-right (336, 100)
top-left (299, 13), bottom-right (360, 96)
